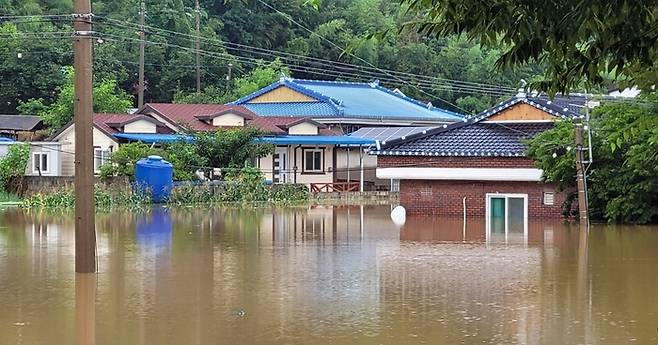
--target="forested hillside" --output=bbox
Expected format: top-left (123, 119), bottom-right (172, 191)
top-left (0, 0), bottom-right (544, 116)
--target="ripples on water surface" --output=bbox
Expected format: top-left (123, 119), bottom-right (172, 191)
top-left (0, 205), bottom-right (656, 344)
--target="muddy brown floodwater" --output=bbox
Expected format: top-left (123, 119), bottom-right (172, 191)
top-left (0, 205), bottom-right (657, 344)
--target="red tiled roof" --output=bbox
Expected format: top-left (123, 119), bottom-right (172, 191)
top-left (142, 103), bottom-right (254, 131)
top-left (142, 104), bottom-right (341, 135)
top-left (92, 113), bottom-right (173, 136)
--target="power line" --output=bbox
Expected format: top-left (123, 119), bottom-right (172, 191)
top-left (95, 17), bottom-right (516, 93)
top-left (96, 31), bottom-right (516, 98)
top-left (255, 0), bottom-right (474, 114)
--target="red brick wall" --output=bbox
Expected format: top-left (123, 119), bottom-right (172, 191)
top-left (399, 180), bottom-right (568, 218)
top-left (379, 155), bottom-right (570, 218)
top-left (378, 155), bottom-right (537, 169)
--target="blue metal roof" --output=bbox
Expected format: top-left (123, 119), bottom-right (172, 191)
top-left (256, 135), bottom-right (375, 146)
top-left (231, 78), bottom-right (465, 122)
top-left (113, 133), bottom-right (193, 143)
top-left (243, 102), bottom-right (339, 117)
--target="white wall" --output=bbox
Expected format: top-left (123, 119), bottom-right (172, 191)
top-left (288, 122), bottom-right (319, 135)
top-left (0, 142), bottom-right (62, 177)
top-left (124, 120), bottom-right (157, 133)
top-left (258, 145), bottom-right (335, 186)
top-left (56, 125), bottom-right (118, 176)
top-left (212, 113), bottom-right (245, 127)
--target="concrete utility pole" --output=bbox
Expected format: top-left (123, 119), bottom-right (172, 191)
top-left (138, 0), bottom-right (146, 108)
top-left (195, 0), bottom-right (201, 92)
top-left (574, 121), bottom-right (589, 225)
top-left (73, 0), bottom-right (96, 273)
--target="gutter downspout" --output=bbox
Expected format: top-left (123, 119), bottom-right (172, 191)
top-left (463, 197), bottom-right (467, 241)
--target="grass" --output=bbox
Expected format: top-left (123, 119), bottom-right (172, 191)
top-left (0, 191), bottom-right (22, 204)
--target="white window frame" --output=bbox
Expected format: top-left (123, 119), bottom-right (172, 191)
top-left (32, 152), bottom-right (49, 174)
top-left (543, 192), bottom-right (555, 206)
top-left (302, 148), bottom-right (324, 173)
top-left (485, 193), bottom-right (528, 243)
top-left (94, 147), bottom-right (112, 173)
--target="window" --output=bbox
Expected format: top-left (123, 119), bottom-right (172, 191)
top-left (94, 147), bottom-right (112, 173)
top-left (486, 193), bottom-right (528, 243)
top-left (33, 152), bottom-right (49, 174)
top-left (543, 192), bottom-right (555, 206)
top-left (303, 149), bottom-right (323, 173)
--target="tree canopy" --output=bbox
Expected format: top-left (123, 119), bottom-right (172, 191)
top-left (0, 0), bottom-right (544, 117)
top-left (398, 0), bottom-right (658, 95)
top-left (526, 100), bottom-right (658, 224)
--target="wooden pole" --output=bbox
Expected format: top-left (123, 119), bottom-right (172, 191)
top-left (575, 121), bottom-right (589, 225)
top-left (137, 0), bottom-right (145, 108)
top-left (75, 273), bottom-right (97, 345)
top-left (195, 0), bottom-right (201, 92)
top-left (73, 0), bottom-right (96, 273)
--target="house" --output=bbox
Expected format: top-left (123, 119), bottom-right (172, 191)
top-left (51, 104), bottom-right (374, 187)
top-left (0, 115), bottom-right (47, 140)
top-left (51, 113), bottom-right (173, 176)
top-left (372, 94), bottom-right (582, 232)
top-left (229, 78), bottom-right (464, 133)
top-left (0, 138), bottom-right (62, 177)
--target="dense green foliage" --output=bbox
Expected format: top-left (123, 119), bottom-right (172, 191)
top-left (100, 127), bottom-right (271, 180)
top-left (190, 127), bottom-right (273, 177)
top-left (0, 0), bottom-right (544, 116)
top-left (16, 67), bottom-right (133, 129)
top-left (0, 143), bottom-right (30, 192)
top-left (399, 0), bottom-right (657, 95)
top-left (526, 101), bottom-right (658, 224)
top-left (22, 185), bottom-right (151, 211)
top-left (168, 167), bottom-right (309, 205)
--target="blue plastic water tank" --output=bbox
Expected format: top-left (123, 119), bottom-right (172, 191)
top-left (135, 155), bottom-right (173, 203)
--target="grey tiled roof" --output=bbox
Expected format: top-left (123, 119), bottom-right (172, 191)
top-left (374, 122), bottom-right (553, 157)
top-left (371, 95), bottom-right (578, 157)
top-left (0, 115), bottom-right (43, 131)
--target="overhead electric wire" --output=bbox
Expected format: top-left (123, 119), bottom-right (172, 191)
top-left (255, 0), bottom-right (474, 114)
top-left (96, 31), bottom-right (517, 98)
top-left (95, 17), bottom-right (516, 93)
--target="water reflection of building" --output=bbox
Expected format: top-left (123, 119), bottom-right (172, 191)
top-left (400, 216), bottom-right (566, 246)
top-left (259, 205), bottom-right (400, 246)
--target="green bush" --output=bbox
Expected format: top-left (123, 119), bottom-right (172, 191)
top-left (22, 185), bottom-right (151, 211)
top-left (0, 143), bottom-right (30, 191)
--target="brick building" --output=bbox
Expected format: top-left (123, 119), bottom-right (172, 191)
top-left (372, 95), bottom-right (582, 236)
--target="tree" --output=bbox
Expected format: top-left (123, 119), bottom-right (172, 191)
top-left (398, 1), bottom-right (657, 95)
top-left (191, 126), bottom-right (273, 174)
top-left (526, 100), bottom-right (658, 224)
top-left (100, 142), bottom-right (162, 179)
top-left (174, 59), bottom-right (289, 104)
top-left (17, 67), bottom-right (134, 130)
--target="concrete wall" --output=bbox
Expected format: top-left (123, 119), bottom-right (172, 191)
top-left (9, 175), bottom-right (130, 196)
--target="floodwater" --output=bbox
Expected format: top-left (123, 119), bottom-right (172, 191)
top-left (0, 205), bottom-right (656, 345)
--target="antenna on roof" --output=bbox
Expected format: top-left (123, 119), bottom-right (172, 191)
top-left (369, 79), bottom-right (380, 88)
top-left (426, 102), bottom-right (433, 109)
top-left (516, 79), bottom-right (528, 99)
top-left (392, 88), bottom-right (406, 97)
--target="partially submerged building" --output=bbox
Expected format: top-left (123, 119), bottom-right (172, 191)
top-left (372, 95), bottom-right (582, 233)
